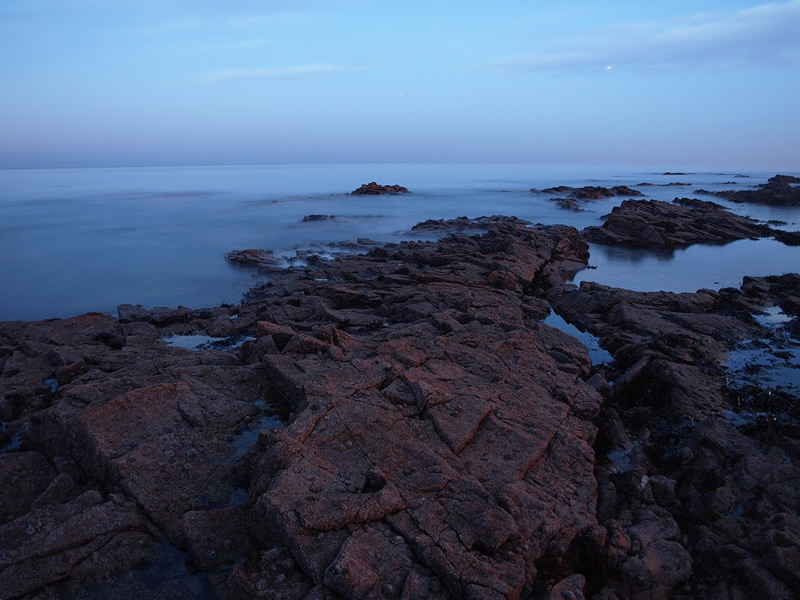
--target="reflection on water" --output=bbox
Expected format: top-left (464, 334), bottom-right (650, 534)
top-left (1, 164), bottom-right (798, 321)
top-left (573, 238), bottom-right (800, 293)
top-left (542, 310), bottom-right (613, 365)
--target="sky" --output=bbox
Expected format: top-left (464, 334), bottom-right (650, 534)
top-left (1, 0), bottom-right (799, 168)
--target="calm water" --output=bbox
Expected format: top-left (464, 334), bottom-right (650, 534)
top-left (1, 163), bottom-right (798, 321)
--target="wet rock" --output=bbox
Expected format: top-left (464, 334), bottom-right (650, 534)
top-left (226, 248), bottom-right (283, 270)
top-left (551, 266), bottom-right (800, 599)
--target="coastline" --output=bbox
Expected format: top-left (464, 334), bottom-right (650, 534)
top-left (1, 201), bottom-right (799, 598)
top-left (2, 164), bottom-right (799, 322)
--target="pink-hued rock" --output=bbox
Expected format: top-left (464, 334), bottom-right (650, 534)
top-left (1, 217), bottom-right (799, 598)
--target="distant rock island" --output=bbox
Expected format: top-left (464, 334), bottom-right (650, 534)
top-left (351, 182), bottom-right (410, 195)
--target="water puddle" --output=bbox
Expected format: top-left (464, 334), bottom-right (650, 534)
top-left (726, 307), bottom-right (800, 396)
top-left (162, 334), bottom-right (255, 351)
top-left (69, 542), bottom-right (220, 599)
top-left (542, 310), bottom-right (614, 365)
top-left (754, 305), bottom-right (793, 327)
top-left (724, 306), bottom-right (799, 430)
top-left (722, 409), bottom-right (773, 428)
top-left (231, 404), bottom-right (283, 461)
top-left (0, 421), bottom-right (23, 453)
top-left (224, 400), bottom-right (285, 507)
top-left (606, 447), bottom-right (633, 472)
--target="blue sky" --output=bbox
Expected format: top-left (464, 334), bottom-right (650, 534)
top-left (1, 0), bottom-right (799, 168)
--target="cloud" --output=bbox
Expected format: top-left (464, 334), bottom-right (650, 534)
top-left (494, 0), bottom-right (800, 72)
top-left (204, 63), bottom-right (350, 83)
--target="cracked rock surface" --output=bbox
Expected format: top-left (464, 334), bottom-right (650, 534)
top-left (1, 218), bottom-right (798, 599)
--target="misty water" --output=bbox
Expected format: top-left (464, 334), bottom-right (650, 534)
top-left (1, 163), bottom-right (798, 322)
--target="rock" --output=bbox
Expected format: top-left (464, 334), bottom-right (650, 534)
top-left (582, 198), bottom-right (778, 248)
top-left (0, 491), bottom-right (157, 600)
top-left (699, 174), bottom-right (800, 206)
top-left (351, 182), bottom-right (409, 195)
top-left (302, 215), bottom-right (336, 222)
top-left (538, 185), bottom-right (643, 211)
top-left (539, 185), bottom-right (643, 199)
top-left (226, 248), bottom-right (283, 270)
top-left (1, 215), bottom-right (799, 599)
top-left (550, 268), bottom-right (800, 600)
top-left (0, 451), bottom-right (57, 523)
top-left (411, 215), bottom-right (531, 232)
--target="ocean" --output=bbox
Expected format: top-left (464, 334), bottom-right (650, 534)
top-left (1, 163), bottom-right (798, 322)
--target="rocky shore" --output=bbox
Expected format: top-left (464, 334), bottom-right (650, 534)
top-left (1, 201), bottom-right (799, 598)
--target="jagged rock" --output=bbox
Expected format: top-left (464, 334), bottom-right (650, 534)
top-left (411, 215), bottom-right (531, 232)
top-left (1, 217), bottom-right (798, 599)
top-left (0, 491), bottom-right (157, 600)
top-left (699, 174), bottom-right (800, 205)
top-left (537, 184), bottom-right (643, 199)
top-left (225, 248), bottom-right (282, 270)
top-left (549, 270), bottom-right (800, 599)
top-left (582, 198), bottom-right (780, 248)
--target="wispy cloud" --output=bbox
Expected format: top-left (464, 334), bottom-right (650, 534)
top-left (493, 0), bottom-right (800, 72)
top-left (204, 63), bottom-right (351, 83)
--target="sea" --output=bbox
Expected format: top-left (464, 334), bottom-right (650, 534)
top-left (1, 163), bottom-right (799, 323)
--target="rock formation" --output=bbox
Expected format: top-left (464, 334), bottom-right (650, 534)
top-left (696, 174), bottom-right (800, 206)
top-left (533, 185), bottom-right (643, 212)
top-left (1, 216), bottom-right (798, 599)
top-left (582, 198), bottom-right (784, 249)
top-left (351, 182), bottom-right (410, 195)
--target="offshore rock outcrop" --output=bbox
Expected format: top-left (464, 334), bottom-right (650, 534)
top-left (351, 182), bottom-right (410, 195)
top-left (533, 185), bottom-right (643, 212)
top-left (1, 217), bottom-right (798, 599)
top-left (696, 174), bottom-right (800, 206)
top-left (582, 198), bottom-right (783, 249)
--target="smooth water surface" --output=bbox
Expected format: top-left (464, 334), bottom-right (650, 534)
top-left (1, 164), bottom-right (798, 321)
